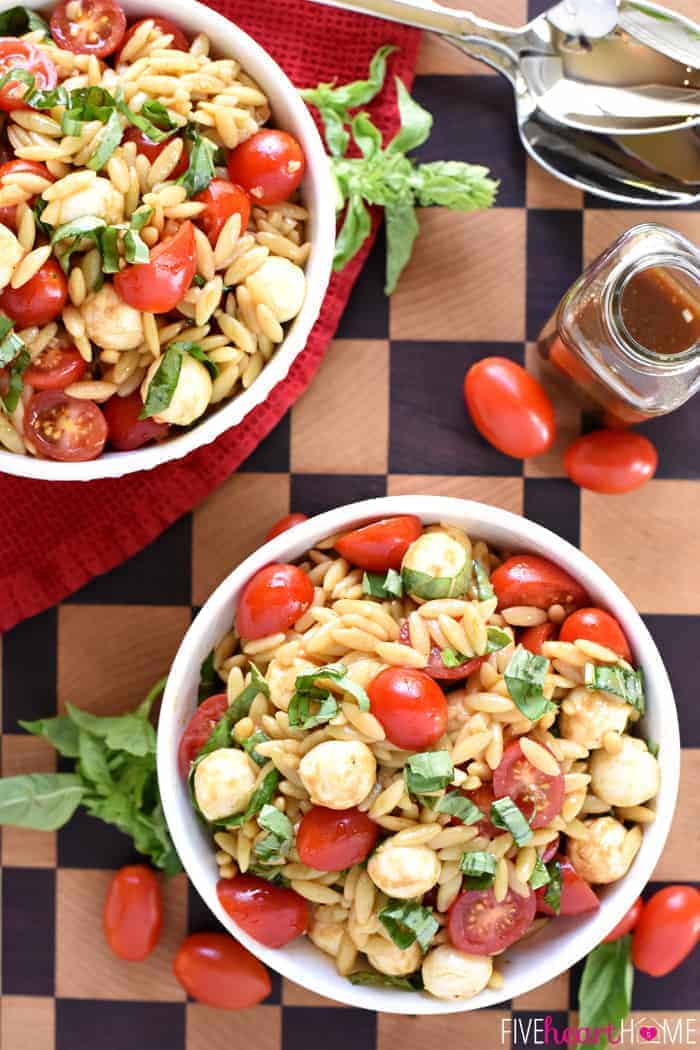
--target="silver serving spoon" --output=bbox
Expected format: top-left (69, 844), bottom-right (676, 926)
top-left (311, 0), bottom-right (700, 135)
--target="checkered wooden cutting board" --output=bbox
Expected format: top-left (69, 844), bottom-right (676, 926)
top-left (2, 0), bottom-right (700, 1046)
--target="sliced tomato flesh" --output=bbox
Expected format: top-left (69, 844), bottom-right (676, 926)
top-left (448, 886), bottom-right (536, 954)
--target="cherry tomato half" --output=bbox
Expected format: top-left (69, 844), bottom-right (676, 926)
top-left (448, 886), bottom-right (536, 954)
top-left (103, 864), bottom-right (162, 962)
top-left (368, 666), bottom-right (448, 750)
top-left (536, 857), bottom-right (599, 916)
top-left (235, 563), bottom-right (314, 640)
top-left (114, 220), bottom-right (196, 313)
top-left (50, 0), bottom-right (126, 57)
top-left (122, 127), bottom-right (188, 176)
top-left (335, 515), bottom-right (422, 573)
top-left (103, 390), bottom-right (170, 451)
top-left (177, 693), bottom-right (228, 778)
top-left (0, 257), bottom-right (68, 328)
top-left (217, 875), bottom-right (310, 948)
top-left (492, 740), bottom-right (564, 829)
top-left (603, 897), bottom-right (643, 943)
top-left (118, 16), bottom-right (189, 61)
top-left (296, 805), bottom-right (380, 872)
top-left (0, 41), bottom-right (57, 111)
top-left (173, 932), bottom-right (271, 1008)
top-left (464, 357), bottom-right (556, 459)
top-left (559, 607), bottom-right (631, 661)
top-left (24, 344), bottom-right (86, 390)
top-left (449, 783), bottom-right (499, 838)
top-left (631, 885), bottom-right (700, 977)
top-left (520, 621), bottom-right (557, 655)
top-left (25, 390), bottom-right (108, 462)
top-left (227, 129), bottom-right (305, 206)
top-left (564, 429), bottom-right (657, 494)
top-left (264, 512), bottom-right (308, 542)
top-left (0, 160), bottom-right (53, 227)
top-left (541, 834), bottom-right (560, 864)
top-left (195, 179), bottom-right (251, 246)
top-left (491, 555), bottom-right (588, 612)
top-left (398, 620), bottom-right (485, 680)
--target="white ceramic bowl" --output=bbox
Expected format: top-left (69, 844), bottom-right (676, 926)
top-left (5, 0), bottom-right (336, 481)
top-left (157, 495), bottom-right (680, 1014)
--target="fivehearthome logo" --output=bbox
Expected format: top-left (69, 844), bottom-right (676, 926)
top-left (501, 1015), bottom-right (699, 1047)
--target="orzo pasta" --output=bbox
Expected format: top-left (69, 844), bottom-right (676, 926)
top-left (180, 514), bottom-right (660, 1001)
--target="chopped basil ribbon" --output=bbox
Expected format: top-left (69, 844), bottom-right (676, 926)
top-left (490, 795), bottom-right (533, 847)
top-left (503, 647), bottom-right (556, 722)
top-left (434, 792), bottom-right (482, 825)
top-left (472, 559), bottom-right (494, 600)
top-left (0, 66), bottom-right (35, 101)
top-left (0, 317), bottom-right (24, 365)
top-left (87, 108), bottom-right (124, 170)
top-left (51, 216), bottom-right (106, 273)
top-left (578, 935), bottom-right (633, 1045)
top-left (440, 649), bottom-right (468, 669)
top-left (584, 663), bottom-right (645, 715)
top-left (486, 626), bottom-right (512, 652)
top-left (647, 739), bottom-right (659, 758)
top-left (177, 127), bottom-right (217, 197)
top-left (254, 804), bottom-right (294, 863)
top-left (349, 971), bottom-right (423, 991)
top-left (0, 319), bottom-right (29, 412)
top-left (226, 768), bottom-right (280, 827)
top-left (378, 899), bottom-right (439, 951)
top-left (404, 750), bottom-right (453, 795)
top-left (191, 664), bottom-right (269, 767)
top-left (168, 341), bottom-right (218, 379)
top-left (197, 649), bottom-right (219, 703)
top-left (290, 662), bottom-right (371, 719)
top-left (459, 849), bottom-right (497, 889)
top-left (123, 228), bottom-right (150, 265)
top-left (288, 693), bottom-right (338, 730)
top-left (130, 205), bottom-right (153, 232)
top-left (247, 864), bottom-right (289, 886)
top-left (100, 226), bottom-right (120, 273)
top-left (33, 197), bottom-right (52, 237)
top-left (529, 855), bottom-right (551, 890)
top-left (543, 859), bottom-right (562, 913)
top-left (0, 6), bottom-right (50, 36)
top-left (242, 730), bottom-right (270, 767)
top-left (140, 343), bottom-right (218, 419)
top-left (362, 569), bottom-right (403, 599)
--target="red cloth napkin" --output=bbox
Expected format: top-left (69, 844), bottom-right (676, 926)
top-left (0, 0), bottom-right (420, 632)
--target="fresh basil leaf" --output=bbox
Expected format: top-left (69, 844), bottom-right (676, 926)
top-left (379, 899), bottom-right (439, 951)
top-left (99, 226), bottom-right (120, 273)
top-left (78, 730), bottom-right (114, 790)
top-left (333, 192), bottom-right (372, 272)
top-left (87, 107), bottom-right (123, 170)
top-left (472, 559), bottom-right (494, 600)
top-left (486, 626), bottom-right (512, 653)
top-left (197, 649), bottom-right (219, 703)
top-left (0, 6), bottom-right (49, 37)
top-left (362, 569), bottom-right (403, 599)
top-left (65, 702), bottom-right (156, 758)
top-left (242, 730), bottom-right (269, 767)
top-left (412, 160), bottom-right (498, 210)
top-left (316, 106), bottom-right (350, 157)
top-left (459, 850), bottom-right (496, 882)
top-left (0, 773), bottom-right (84, 830)
top-left (228, 663), bottom-right (270, 723)
top-left (177, 128), bottom-right (216, 197)
top-left (19, 715), bottom-right (81, 758)
top-left (349, 971), bottom-right (422, 990)
top-left (140, 347), bottom-right (182, 418)
top-left (123, 227), bottom-right (149, 265)
top-left (352, 112), bottom-right (383, 159)
top-left (3, 347), bottom-right (29, 413)
top-left (384, 196), bottom-right (419, 295)
top-left (130, 205), bottom-right (153, 231)
top-left (0, 322), bottom-right (24, 366)
top-left (301, 44), bottom-right (395, 115)
top-left (529, 854), bottom-right (551, 890)
top-left (504, 647), bottom-right (555, 722)
top-left (578, 936), bottom-right (633, 1049)
top-left (291, 662), bottom-right (370, 713)
top-left (388, 78), bottom-right (432, 155)
top-left (490, 795), bottom-right (533, 847)
top-left (168, 341), bottom-right (218, 379)
top-left (52, 215), bottom-right (106, 273)
top-left (288, 692), bottom-right (338, 730)
top-left (543, 859), bottom-right (562, 914)
top-left (435, 792), bottom-right (482, 825)
top-left (254, 804), bottom-right (294, 862)
top-left (584, 663), bottom-right (645, 715)
top-left (440, 648), bottom-right (464, 669)
top-left (405, 750), bottom-right (453, 795)
top-left (140, 99), bottom-right (178, 133)
top-left (227, 768), bottom-right (280, 828)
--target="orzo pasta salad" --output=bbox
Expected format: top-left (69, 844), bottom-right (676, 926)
top-left (0, 1), bottom-right (309, 460)
top-left (180, 515), bottom-right (660, 1000)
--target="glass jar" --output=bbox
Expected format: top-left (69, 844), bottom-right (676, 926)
top-left (538, 223), bottom-right (700, 422)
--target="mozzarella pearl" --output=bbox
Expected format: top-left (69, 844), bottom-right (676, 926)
top-left (266, 656), bottom-right (319, 712)
top-left (245, 257), bottom-right (306, 322)
top-left (141, 352), bottom-right (212, 426)
top-left (81, 284), bottom-right (144, 350)
top-left (568, 816), bottom-right (641, 884)
top-left (55, 176), bottom-right (124, 226)
top-left (365, 934), bottom-right (422, 977)
top-left (590, 736), bottom-right (660, 807)
top-left (558, 687), bottom-right (631, 750)
top-left (193, 747), bottom-right (256, 822)
top-left (308, 918), bottom-right (344, 957)
top-left (0, 224), bottom-right (24, 291)
top-left (300, 740), bottom-right (376, 809)
top-left (367, 845), bottom-right (441, 900)
top-left (422, 945), bottom-right (493, 1000)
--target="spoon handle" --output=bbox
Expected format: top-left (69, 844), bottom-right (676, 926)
top-left (309, 0), bottom-right (517, 48)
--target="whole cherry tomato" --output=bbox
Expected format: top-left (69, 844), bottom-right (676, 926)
top-left (103, 864), bottom-right (162, 961)
top-left (564, 429), bottom-right (657, 494)
top-left (559, 607), bottom-right (631, 661)
top-left (492, 740), bottom-right (564, 829)
top-left (603, 897), bottom-right (643, 943)
top-left (536, 857), bottom-right (599, 916)
top-left (217, 875), bottom-right (310, 948)
top-left (631, 885), bottom-right (700, 977)
top-left (227, 129), bottom-right (305, 205)
top-left (25, 390), bottom-right (108, 462)
top-left (235, 563), bottom-right (314, 640)
top-left (50, 0), bottom-right (126, 57)
top-left (0, 160), bottom-right (53, 227)
top-left (173, 932), bottom-right (271, 1008)
top-left (24, 344), bottom-right (86, 391)
top-left (0, 41), bottom-right (57, 111)
top-left (103, 390), bottom-right (170, 451)
top-left (520, 621), bottom-right (557, 654)
top-left (0, 257), bottom-right (67, 327)
top-left (448, 886), bottom-right (536, 954)
top-left (195, 179), bottom-right (251, 245)
top-left (122, 127), bottom-right (188, 177)
top-left (368, 666), bottom-right (448, 750)
top-left (177, 693), bottom-right (228, 778)
top-left (264, 512), bottom-right (308, 542)
top-left (118, 16), bottom-right (189, 60)
top-left (464, 357), bottom-right (556, 459)
top-left (334, 515), bottom-right (422, 572)
top-left (114, 220), bottom-right (196, 313)
top-left (398, 621), bottom-right (485, 680)
top-left (491, 554), bottom-right (588, 611)
top-left (296, 805), bottom-right (380, 871)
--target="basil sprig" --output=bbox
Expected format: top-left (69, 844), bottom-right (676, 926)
top-left (490, 795), bottom-right (533, 847)
top-left (362, 568), bottom-right (403, 599)
top-left (254, 804), bottom-right (294, 863)
top-left (140, 342), bottom-right (219, 420)
top-left (434, 792), bottom-right (481, 825)
top-left (578, 936), bottom-right (633, 1048)
top-left (504, 646), bottom-right (556, 722)
top-left (378, 899), bottom-right (439, 951)
top-left (584, 663), bottom-right (645, 715)
top-left (404, 750), bottom-right (453, 795)
top-left (0, 6), bottom-right (50, 36)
